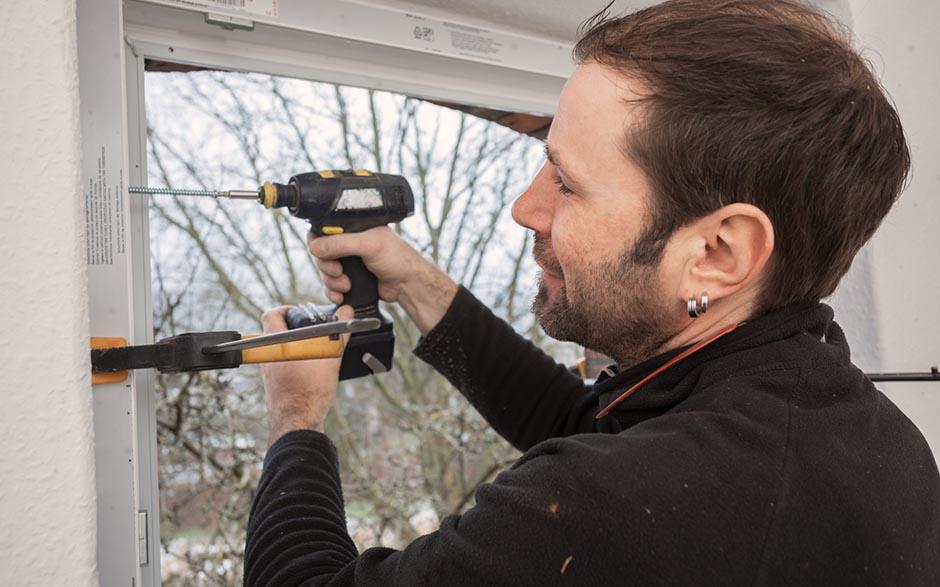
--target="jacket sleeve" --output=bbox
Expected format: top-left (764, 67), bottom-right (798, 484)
top-left (413, 286), bottom-right (612, 451)
top-left (244, 429), bottom-right (614, 587)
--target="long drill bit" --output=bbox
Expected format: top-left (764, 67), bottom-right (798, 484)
top-left (128, 186), bottom-right (259, 200)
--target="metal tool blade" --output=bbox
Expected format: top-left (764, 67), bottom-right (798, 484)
top-left (361, 352), bottom-right (389, 374)
top-left (202, 318), bottom-right (381, 354)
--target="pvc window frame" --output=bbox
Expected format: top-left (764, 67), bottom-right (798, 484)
top-left (86, 1), bottom-right (570, 585)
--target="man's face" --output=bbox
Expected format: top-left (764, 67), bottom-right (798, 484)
top-left (511, 63), bottom-right (676, 366)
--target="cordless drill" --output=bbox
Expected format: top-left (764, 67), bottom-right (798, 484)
top-left (257, 169), bottom-right (414, 379)
top-left (130, 169), bottom-right (414, 379)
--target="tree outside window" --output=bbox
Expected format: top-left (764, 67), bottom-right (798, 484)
top-left (146, 70), bottom-right (577, 585)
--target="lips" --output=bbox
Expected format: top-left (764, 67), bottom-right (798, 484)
top-left (532, 233), bottom-right (564, 279)
top-left (537, 262), bottom-right (563, 280)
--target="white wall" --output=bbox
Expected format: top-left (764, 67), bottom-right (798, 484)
top-left (831, 1), bottom-right (940, 461)
top-left (0, 1), bottom-right (98, 585)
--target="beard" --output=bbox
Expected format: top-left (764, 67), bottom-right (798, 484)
top-left (531, 232), bottom-right (675, 368)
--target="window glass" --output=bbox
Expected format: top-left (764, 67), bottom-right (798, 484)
top-left (145, 70), bottom-right (577, 585)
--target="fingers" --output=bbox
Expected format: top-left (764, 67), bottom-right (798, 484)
top-left (322, 273), bottom-right (351, 293)
top-left (319, 261), bottom-right (350, 304)
top-left (308, 226), bottom-right (386, 260)
top-left (308, 226), bottom-right (403, 305)
top-left (313, 243), bottom-right (350, 299)
top-left (315, 257), bottom-right (344, 278)
top-left (310, 235), bottom-right (355, 303)
top-left (325, 290), bottom-right (344, 305)
top-left (308, 231), bottom-right (357, 260)
top-left (261, 305), bottom-right (293, 333)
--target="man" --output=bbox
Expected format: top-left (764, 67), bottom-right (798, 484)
top-left (244, 1), bottom-right (940, 584)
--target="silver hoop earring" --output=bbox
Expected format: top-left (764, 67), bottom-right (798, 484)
top-left (687, 292), bottom-right (709, 318)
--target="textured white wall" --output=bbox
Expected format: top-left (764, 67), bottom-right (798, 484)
top-left (836, 0), bottom-right (940, 460)
top-left (0, 1), bottom-right (98, 585)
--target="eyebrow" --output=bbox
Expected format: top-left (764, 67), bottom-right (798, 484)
top-left (544, 144), bottom-right (586, 192)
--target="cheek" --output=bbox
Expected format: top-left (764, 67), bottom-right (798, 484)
top-left (553, 205), bottom-right (643, 278)
top-left (550, 210), bottom-right (592, 274)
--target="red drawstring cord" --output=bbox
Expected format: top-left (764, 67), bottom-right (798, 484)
top-left (595, 322), bottom-right (742, 420)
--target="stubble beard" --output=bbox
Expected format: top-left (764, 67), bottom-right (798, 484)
top-left (532, 235), bottom-right (675, 368)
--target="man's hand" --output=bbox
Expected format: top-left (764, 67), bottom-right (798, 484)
top-left (309, 226), bottom-right (459, 335)
top-left (259, 304), bottom-right (354, 445)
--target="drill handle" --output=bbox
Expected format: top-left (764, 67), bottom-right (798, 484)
top-left (282, 256), bottom-right (378, 330)
top-left (339, 256), bottom-right (379, 314)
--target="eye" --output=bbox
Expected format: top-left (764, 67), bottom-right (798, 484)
top-left (552, 173), bottom-right (575, 196)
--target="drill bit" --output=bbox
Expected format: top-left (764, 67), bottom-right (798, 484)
top-left (128, 186), bottom-right (259, 200)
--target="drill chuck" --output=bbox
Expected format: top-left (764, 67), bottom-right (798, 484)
top-left (260, 181), bottom-right (298, 209)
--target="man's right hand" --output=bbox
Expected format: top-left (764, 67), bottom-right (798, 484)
top-left (308, 226), bottom-right (459, 335)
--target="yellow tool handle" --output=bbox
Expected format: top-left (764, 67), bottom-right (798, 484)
top-left (240, 334), bottom-right (344, 364)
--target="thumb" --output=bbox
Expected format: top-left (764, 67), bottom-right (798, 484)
top-left (261, 305), bottom-right (293, 333)
top-left (335, 305), bottom-right (355, 346)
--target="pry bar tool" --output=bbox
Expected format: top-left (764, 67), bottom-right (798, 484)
top-left (131, 168), bottom-right (415, 380)
top-left (91, 317), bottom-right (380, 381)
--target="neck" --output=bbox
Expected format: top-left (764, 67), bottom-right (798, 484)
top-left (661, 301), bottom-right (756, 358)
top-left (612, 297), bottom-right (757, 370)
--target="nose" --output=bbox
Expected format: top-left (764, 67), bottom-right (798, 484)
top-left (511, 164), bottom-right (555, 235)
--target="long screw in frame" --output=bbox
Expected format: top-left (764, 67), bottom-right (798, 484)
top-left (128, 186), bottom-right (258, 200)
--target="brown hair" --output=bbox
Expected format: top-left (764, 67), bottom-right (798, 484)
top-left (575, 0), bottom-right (909, 312)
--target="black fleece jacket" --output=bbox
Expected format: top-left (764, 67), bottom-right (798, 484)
top-left (244, 286), bottom-right (940, 586)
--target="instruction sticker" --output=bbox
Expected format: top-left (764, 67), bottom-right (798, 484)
top-left (443, 22), bottom-right (503, 61)
top-left (158, 0), bottom-right (278, 18)
top-left (404, 13), bottom-right (506, 65)
top-left (85, 146), bottom-right (126, 266)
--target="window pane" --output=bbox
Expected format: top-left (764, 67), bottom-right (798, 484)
top-left (146, 69), bottom-right (576, 585)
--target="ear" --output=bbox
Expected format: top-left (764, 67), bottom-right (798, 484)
top-left (676, 203), bottom-right (774, 307)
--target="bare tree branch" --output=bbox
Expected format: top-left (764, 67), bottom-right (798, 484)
top-left (145, 70), bottom-right (556, 585)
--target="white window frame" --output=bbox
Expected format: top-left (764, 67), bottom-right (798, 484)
top-left (80, 1), bottom-right (570, 584)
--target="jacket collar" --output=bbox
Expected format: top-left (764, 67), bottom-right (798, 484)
top-left (593, 301), bottom-right (839, 427)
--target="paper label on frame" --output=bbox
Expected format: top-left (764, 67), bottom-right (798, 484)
top-left (160, 0), bottom-right (278, 18)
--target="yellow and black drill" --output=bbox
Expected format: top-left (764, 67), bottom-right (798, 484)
top-left (129, 169), bottom-right (415, 380)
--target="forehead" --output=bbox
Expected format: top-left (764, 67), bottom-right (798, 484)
top-left (549, 63), bottom-right (646, 181)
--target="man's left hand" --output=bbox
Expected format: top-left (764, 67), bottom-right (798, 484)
top-left (259, 304), bottom-right (354, 445)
